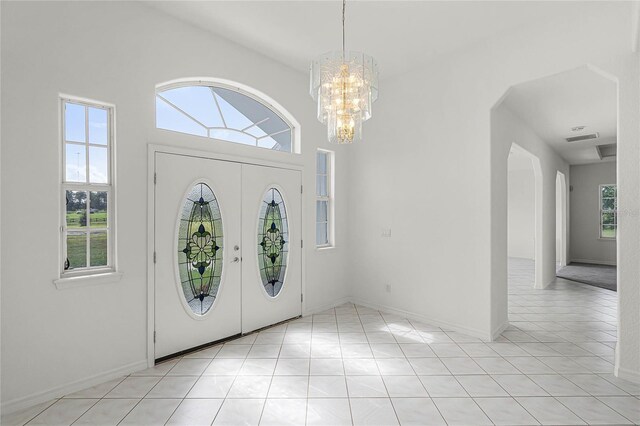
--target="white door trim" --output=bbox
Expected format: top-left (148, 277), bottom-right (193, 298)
top-left (146, 144), bottom-right (305, 368)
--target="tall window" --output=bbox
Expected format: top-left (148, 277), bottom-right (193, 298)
top-left (599, 184), bottom-right (617, 239)
top-left (316, 150), bottom-right (334, 247)
top-left (156, 83), bottom-right (295, 153)
top-left (61, 98), bottom-right (114, 276)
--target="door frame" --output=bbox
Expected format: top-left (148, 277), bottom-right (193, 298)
top-left (146, 143), bottom-right (305, 368)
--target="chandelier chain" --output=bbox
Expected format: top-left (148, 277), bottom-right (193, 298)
top-left (342, 0), bottom-right (346, 58)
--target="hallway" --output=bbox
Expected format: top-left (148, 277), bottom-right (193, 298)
top-left (3, 259), bottom-right (639, 425)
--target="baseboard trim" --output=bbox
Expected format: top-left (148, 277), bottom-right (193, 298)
top-left (570, 258), bottom-right (617, 266)
top-left (0, 297), bottom-right (509, 415)
top-left (349, 297), bottom-right (492, 341)
top-left (3, 297), bottom-right (354, 416)
top-left (304, 296), bottom-right (351, 317)
top-left (491, 321), bottom-right (510, 341)
top-left (615, 365), bottom-right (640, 384)
top-left (1, 360), bottom-right (148, 415)
top-left (309, 297), bottom-right (494, 341)
top-left (508, 256), bottom-right (535, 261)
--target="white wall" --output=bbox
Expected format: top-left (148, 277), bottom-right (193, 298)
top-left (570, 162), bottom-right (617, 265)
top-left (0, 1), bottom-right (351, 411)
top-left (348, 2), bottom-right (640, 381)
top-left (508, 160), bottom-right (536, 260)
top-left (3, 1), bottom-right (640, 411)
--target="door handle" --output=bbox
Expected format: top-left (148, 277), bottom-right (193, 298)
top-left (234, 245), bottom-right (240, 251)
top-left (232, 257), bottom-right (240, 263)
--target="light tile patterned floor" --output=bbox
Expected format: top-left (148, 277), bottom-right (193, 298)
top-left (3, 259), bottom-right (639, 425)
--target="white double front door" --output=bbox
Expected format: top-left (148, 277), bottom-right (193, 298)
top-left (154, 152), bottom-right (302, 359)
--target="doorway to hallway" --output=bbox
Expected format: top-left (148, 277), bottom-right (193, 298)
top-left (555, 171), bottom-right (567, 269)
top-left (507, 144), bottom-right (542, 289)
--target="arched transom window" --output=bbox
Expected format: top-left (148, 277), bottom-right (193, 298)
top-left (156, 83), bottom-right (294, 153)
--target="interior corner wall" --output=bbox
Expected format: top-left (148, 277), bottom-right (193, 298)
top-left (346, 68), bottom-right (495, 340)
top-left (348, 2), bottom-right (638, 354)
top-left (508, 166), bottom-right (536, 260)
top-left (3, 2), bottom-right (640, 413)
top-left (0, 1), bottom-right (351, 411)
top-left (569, 162), bottom-right (617, 265)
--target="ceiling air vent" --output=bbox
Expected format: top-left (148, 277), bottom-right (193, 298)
top-left (596, 144), bottom-right (616, 159)
top-left (566, 132), bottom-right (599, 143)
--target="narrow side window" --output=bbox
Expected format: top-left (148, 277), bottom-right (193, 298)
top-left (599, 184), bottom-right (616, 239)
top-left (61, 98), bottom-right (115, 276)
top-left (316, 150), bottom-right (334, 248)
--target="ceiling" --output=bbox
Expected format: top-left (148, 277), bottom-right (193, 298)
top-left (145, 1), bottom-right (601, 80)
top-left (146, 1), bottom-right (619, 166)
top-left (503, 67), bottom-right (617, 165)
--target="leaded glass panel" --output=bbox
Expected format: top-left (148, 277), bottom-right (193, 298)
top-left (178, 183), bottom-right (224, 315)
top-left (258, 188), bottom-right (289, 297)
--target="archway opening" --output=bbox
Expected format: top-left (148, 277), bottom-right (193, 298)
top-left (508, 144), bottom-right (543, 290)
top-left (555, 171), bottom-right (568, 268)
top-left (491, 65), bottom-right (620, 379)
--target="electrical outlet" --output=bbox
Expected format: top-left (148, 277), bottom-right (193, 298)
top-left (381, 228), bottom-right (392, 238)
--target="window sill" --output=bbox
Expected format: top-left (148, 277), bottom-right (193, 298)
top-left (54, 271), bottom-right (123, 290)
top-left (315, 245), bottom-right (336, 252)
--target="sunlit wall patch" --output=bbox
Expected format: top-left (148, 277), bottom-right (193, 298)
top-left (178, 182), bottom-right (223, 315)
top-left (258, 188), bottom-right (289, 297)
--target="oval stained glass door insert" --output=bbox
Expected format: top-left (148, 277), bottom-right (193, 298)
top-left (258, 188), bottom-right (289, 297)
top-left (178, 183), bottom-right (223, 315)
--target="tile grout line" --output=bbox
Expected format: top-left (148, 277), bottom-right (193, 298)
top-left (336, 306), bottom-right (356, 426)
top-left (256, 326), bottom-right (286, 426)
top-left (376, 304), bottom-right (450, 426)
top-left (68, 376), bottom-right (128, 425)
top-left (54, 398), bottom-right (100, 426)
top-left (357, 304), bottom-right (402, 426)
top-left (594, 395), bottom-right (638, 424)
top-left (113, 360), bottom-right (179, 426)
top-left (16, 399), bottom-right (59, 426)
top-left (13, 265), bottom-right (635, 426)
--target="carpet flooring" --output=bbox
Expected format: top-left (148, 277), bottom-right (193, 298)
top-left (556, 262), bottom-right (617, 291)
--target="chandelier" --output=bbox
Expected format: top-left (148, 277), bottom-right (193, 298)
top-left (310, 0), bottom-right (379, 144)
